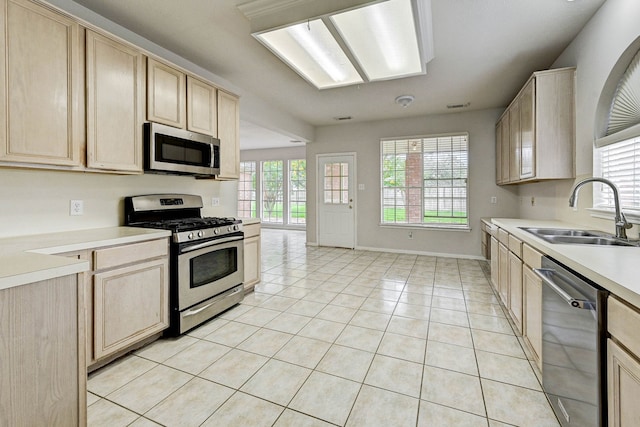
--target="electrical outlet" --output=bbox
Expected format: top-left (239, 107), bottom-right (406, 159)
top-left (358, 184), bottom-right (365, 190)
top-left (408, 231), bottom-right (413, 239)
top-left (531, 197), bottom-right (536, 206)
top-left (70, 200), bottom-right (83, 216)
top-left (490, 196), bottom-right (497, 204)
top-left (211, 197), bottom-right (220, 206)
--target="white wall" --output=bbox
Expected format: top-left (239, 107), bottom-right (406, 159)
top-left (241, 146), bottom-right (306, 162)
top-left (517, 0), bottom-right (640, 236)
top-left (306, 109), bottom-right (520, 258)
top-left (0, 168), bottom-right (237, 238)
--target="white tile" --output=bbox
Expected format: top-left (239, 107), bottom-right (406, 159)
top-left (107, 365), bottom-right (193, 414)
top-left (387, 316), bottom-right (429, 339)
top-left (163, 340), bottom-right (230, 375)
top-left (316, 304), bottom-right (357, 323)
top-left (335, 325), bottom-right (384, 352)
top-left (236, 328), bottom-right (293, 357)
top-left (264, 312), bottom-right (312, 334)
top-left (203, 321), bottom-right (259, 347)
top-left (476, 350), bottom-right (541, 390)
top-left (199, 348), bottom-right (269, 389)
top-left (428, 322), bottom-right (473, 348)
top-left (297, 318), bottom-right (345, 343)
top-left (88, 355), bottom-right (157, 397)
top-left (364, 354), bottom-right (423, 397)
top-left (286, 300), bottom-right (326, 317)
top-left (472, 329), bottom-right (526, 359)
top-left (87, 399), bottom-right (138, 427)
top-left (348, 310), bottom-right (391, 331)
top-left (421, 366), bottom-right (486, 416)
top-left (240, 359), bottom-right (311, 406)
top-left (234, 306), bottom-right (281, 327)
top-left (273, 409), bottom-right (335, 427)
top-left (201, 391), bottom-right (283, 427)
top-left (316, 344), bottom-right (374, 382)
top-left (145, 378), bottom-right (234, 427)
top-left (418, 401), bottom-right (488, 427)
top-left (425, 341), bottom-right (478, 375)
top-left (289, 371), bottom-right (361, 425)
top-left (377, 332), bottom-right (426, 363)
top-left (134, 335), bottom-right (199, 363)
top-left (274, 336), bottom-right (331, 369)
top-left (346, 385), bottom-right (419, 427)
top-left (482, 379), bottom-right (560, 427)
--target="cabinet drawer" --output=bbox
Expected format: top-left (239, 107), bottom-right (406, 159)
top-left (523, 244), bottom-right (542, 269)
top-left (508, 235), bottom-right (522, 258)
top-left (608, 296), bottom-right (640, 357)
top-left (93, 238), bottom-right (168, 270)
top-left (243, 223), bottom-right (261, 239)
top-left (498, 228), bottom-right (509, 245)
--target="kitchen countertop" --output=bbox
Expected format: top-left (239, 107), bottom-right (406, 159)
top-left (492, 218), bottom-right (640, 308)
top-left (0, 227), bottom-right (171, 291)
top-left (239, 217), bottom-right (261, 225)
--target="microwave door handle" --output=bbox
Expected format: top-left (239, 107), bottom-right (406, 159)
top-left (181, 235), bottom-right (243, 253)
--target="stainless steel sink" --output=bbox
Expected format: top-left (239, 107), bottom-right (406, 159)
top-left (519, 227), bottom-right (637, 246)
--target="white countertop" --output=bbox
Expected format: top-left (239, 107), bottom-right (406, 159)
top-left (239, 217), bottom-right (261, 225)
top-left (492, 218), bottom-right (640, 308)
top-left (0, 227), bottom-right (171, 291)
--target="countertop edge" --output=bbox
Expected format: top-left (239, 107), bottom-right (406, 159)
top-left (0, 227), bottom-right (171, 290)
top-left (491, 218), bottom-right (640, 308)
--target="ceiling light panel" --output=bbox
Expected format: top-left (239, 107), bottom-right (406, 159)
top-left (331, 0), bottom-right (424, 81)
top-left (256, 19), bottom-right (364, 89)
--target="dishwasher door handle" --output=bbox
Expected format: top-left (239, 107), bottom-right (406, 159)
top-left (533, 268), bottom-right (595, 309)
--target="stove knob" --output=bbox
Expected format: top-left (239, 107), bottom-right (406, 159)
top-left (213, 228), bottom-right (219, 235)
top-left (233, 225), bottom-right (239, 231)
top-left (188, 232), bottom-right (194, 240)
top-left (197, 230), bottom-right (204, 238)
top-left (227, 226), bottom-right (231, 232)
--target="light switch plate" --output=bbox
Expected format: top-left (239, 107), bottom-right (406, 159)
top-left (211, 197), bottom-right (220, 206)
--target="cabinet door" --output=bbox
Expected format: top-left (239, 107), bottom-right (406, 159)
top-left (498, 243), bottom-right (509, 306)
top-left (0, 0), bottom-right (83, 166)
top-left (495, 121), bottom-right (502, 184)
top-left (187, 76), bottom-right (217, 137)
top-left (243, 235), bottom-right (261, 292)
top-left (500, 113), bottom-right (510, 184)
top-left (490, 236), bottom-right (499, 290)
top-left (93, 258), bottom-right (168, 360)
top-left (523, 266), bottom-right (542, 369)
top-left (147, 57), bottom-right (185, 128)
top-left (607, 338), bottom-right (640, 427)
top-left (217, 90), bottom-right (240, 179)
top-left (519, 78), bottom-right (535, 179)
top-left (509, 98), bottom-right (521, 182)
top-left (508, 251), bottom-right (523, 333)
top-left (86, 30), bottom-right (144, 172)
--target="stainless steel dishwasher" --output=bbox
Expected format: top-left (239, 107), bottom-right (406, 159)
top-left (534, 257), bottom-right (608, 427)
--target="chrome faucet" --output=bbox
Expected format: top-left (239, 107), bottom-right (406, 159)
top-left (569, 177), bottom-right (632, 239)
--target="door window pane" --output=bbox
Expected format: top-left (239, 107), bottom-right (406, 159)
top-left (289, 159), bottom-right (306, 224)
top-left (262, 160), bottom-right (284, 224)
top-left (324, 162), bottom-right (349, 204)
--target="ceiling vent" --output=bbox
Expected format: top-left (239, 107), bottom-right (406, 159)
top-left (447, 102), bottom-right (471, 109)
top-left (334, 116), bottom-right (353, 121)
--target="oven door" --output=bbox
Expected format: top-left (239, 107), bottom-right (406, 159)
top-left (177, 234), bottom-right (244, 310)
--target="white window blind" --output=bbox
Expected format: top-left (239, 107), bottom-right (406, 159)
top-left (598, 137), bottom-right (640, 210)
top-left (381, 133), bottom-right (469, 228)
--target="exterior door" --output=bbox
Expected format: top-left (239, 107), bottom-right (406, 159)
top-left (317, 154), bottom-right (355, 249)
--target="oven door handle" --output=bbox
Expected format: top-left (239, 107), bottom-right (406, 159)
top-left (181, 235), bottom-right (244, 253)
top-left (534, 268), bottom-right (594, 310)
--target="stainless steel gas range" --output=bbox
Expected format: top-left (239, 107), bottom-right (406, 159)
top-left (125, 194), bottom-right (244, 335)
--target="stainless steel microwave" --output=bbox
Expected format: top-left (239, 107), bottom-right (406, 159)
top-left (144, 122), bottom-right (220, 177)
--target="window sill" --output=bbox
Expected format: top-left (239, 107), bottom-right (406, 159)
top-left (586, 207), bottom-right (640, 225)
top-left (380, 223), bottom-right (471, 232)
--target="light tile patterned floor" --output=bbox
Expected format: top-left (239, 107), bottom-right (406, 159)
top-left (87, 229), bottom-right (560, 427)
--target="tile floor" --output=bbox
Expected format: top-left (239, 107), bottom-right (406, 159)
top-left (87, 229), bottom-right (560, 427)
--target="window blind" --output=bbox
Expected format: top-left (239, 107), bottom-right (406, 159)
top-left (598, 137), bottom-right (640, 210)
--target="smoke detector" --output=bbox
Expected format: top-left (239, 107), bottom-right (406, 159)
top-left (395, 95), bottom-right (415, 108)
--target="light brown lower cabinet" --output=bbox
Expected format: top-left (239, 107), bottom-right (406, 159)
top-left (243, 222), bottom-right (261, 292)
top-left (607, 339), bottom-right (640, 426)
top-left (86, 238), bottom-right (169, 367)
top-left (490, 236), bottom-right (499, 290)
top-left (523, 266), bottom-right (542, 369)
top-left (0, 274), bottom-right (86, 426)
top-left (508, 250), bottom-right (523, 333)
top-left (498, 242), bottom-right (509, 306)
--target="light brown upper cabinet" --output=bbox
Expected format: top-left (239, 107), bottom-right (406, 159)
top-left (217, 90), bottom-right (240, 180)
top-left (0, 0), bottom-right (84, 167)
top-left (496, 67), bottom-right (575, 185)
top-left (147, 57), bottom-right (186, 128)
top-left (86, 30), bottom-right (145, 173)
top-left (187, 76), bottom-right (217, 137)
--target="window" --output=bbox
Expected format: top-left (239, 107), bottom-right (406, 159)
top-left (289, 160), bottom-right (306, 224)
top-left (323, 162), bottom-right (349, 204)
top-left (381, 133), bottom-right (468, 228)
top-left (597, 137), bottom-right (640, 211)
top-left (261, 160), bottom-right (284, 224)
top-left (238, 161), bottom-right (257, 218)
top-left (238, 158), bottom-right (307, 226)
